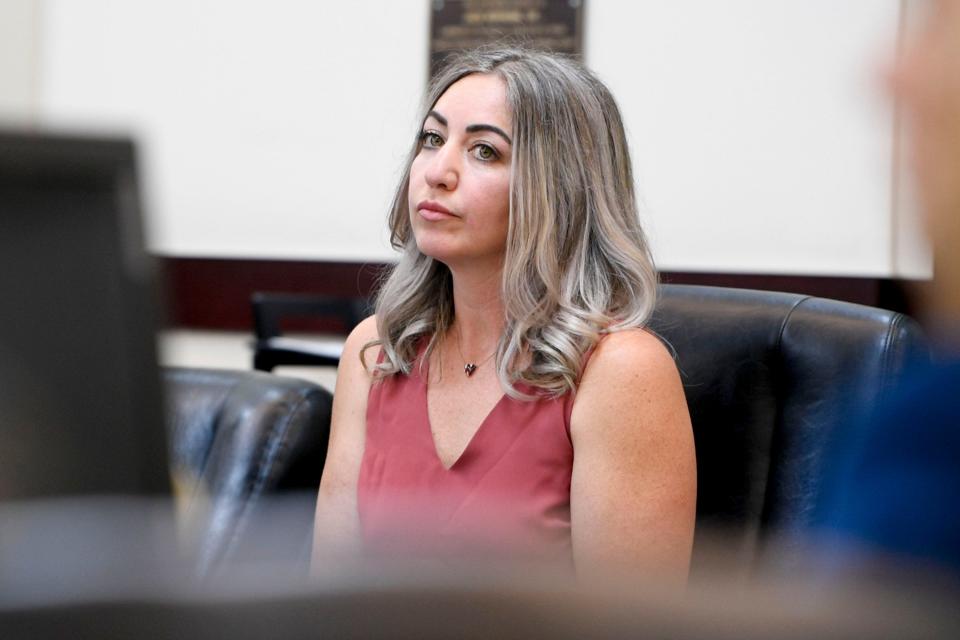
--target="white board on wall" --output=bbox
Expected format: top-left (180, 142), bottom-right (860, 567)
top-left (40, 0), bottom-right (429, 261)
top-left (38, 0), bottom-right (924, 277)
top-left (588, 0), bottom-right (903, 276)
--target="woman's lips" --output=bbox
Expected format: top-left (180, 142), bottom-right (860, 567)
top-left (417, 201), bottom-right (458, 221)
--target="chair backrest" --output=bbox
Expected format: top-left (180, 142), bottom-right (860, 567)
top-left (251, 292), bottom-right (368, 371)
top-left (163, 367), bottom-right (333, 575)
top-left (647, 285), bottom-right (927, 569)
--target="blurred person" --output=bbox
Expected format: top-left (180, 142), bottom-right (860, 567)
top-left (814, 0), bottom-right (960, 580)
top-left (897, 0), bottom-right (960, 330)
top-left (312, 47), bottom-right (696, 584)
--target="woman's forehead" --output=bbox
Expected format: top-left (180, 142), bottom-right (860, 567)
top-left (431, 74), bottom-right (511, 129)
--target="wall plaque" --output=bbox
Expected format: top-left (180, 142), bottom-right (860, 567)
top-left (429, 0), bottom-right (585, 78)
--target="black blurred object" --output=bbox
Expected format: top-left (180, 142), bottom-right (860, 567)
top-left (0, 130), bottom-right (169, 498)
top-left (649, 285), bottom-right (927, 574)
top-left (163, 367), bottom-right (333, 574)
top-left (251, 292), bottom-right (368, 371)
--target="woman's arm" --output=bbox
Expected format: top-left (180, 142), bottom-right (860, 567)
top-left (311, 315), bottom-right (379, 574)
top-left (569, 328), bottom-right (696, 587)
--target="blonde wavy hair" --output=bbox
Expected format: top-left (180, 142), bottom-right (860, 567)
top-left (364, 47), bottom-right (657, 399)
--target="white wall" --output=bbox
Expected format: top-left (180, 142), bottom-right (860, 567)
top-left (588, 1), bottom-right (901, 275)
top-left (39, 0), bottom-right (430, 260)
top-left (17, 0), bottom-right (932, 277)
top-left (0, 0), bottom-right (39, 121)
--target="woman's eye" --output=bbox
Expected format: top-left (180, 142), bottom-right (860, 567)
top-left (473, 144), bottom-right (497, 161)
top-left (421, 131), bottom-right (444, 148)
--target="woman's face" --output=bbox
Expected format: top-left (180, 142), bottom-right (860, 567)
top-left (408, 73), bottom-right (513, 269)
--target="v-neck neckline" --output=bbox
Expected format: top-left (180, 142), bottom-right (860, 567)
top-left (420, 349), bottom-right (507, 472)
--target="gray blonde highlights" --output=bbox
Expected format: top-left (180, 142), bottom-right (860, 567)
top-left (365, 47), bottom-right (657, 399)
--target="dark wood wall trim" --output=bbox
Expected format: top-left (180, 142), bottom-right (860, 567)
top-left (659, 271), bottom-right (917, 314)
top-left (159, 256), bottom-right (921, 331)
top-left (160, 257), bottom-right (386, 331)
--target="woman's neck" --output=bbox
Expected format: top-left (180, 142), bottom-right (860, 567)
top-left (448, 264), bottom-right (505, 358)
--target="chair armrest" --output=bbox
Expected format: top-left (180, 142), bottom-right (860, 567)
top-left (163, 367), bottom-right (332, 574)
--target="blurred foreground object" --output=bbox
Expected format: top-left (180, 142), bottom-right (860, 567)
top-left (815, 359), bottom-right (960, 581)
top-left (0, 129), bottom-right (334, 580)
top-left (888, 0), bottom-right (960, 325)
top-left (1, 507), bottom-right (958, 640)
top-left (0, 130), bottom-right (168, 498)
top-left (812, 0), bottom-right (960, 586)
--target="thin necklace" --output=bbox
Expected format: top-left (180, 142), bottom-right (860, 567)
top-left (454, 324), bottom-right (496, 377)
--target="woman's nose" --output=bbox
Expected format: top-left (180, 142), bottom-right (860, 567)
top-left (424, 145), bottom-right (459, 191)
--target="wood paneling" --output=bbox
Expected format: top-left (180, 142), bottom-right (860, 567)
top-left (159, 257), bottom-right (922, 331)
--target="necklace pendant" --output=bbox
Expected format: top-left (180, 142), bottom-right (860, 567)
top-left (464, 363), bottom-right (477, 377)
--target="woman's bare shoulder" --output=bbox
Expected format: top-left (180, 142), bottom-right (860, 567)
top-left (327, 315), bottom-right (380, 440)
top-left (572, 327), bottom-right (685, 433)
top-left (346, 314), bottom-right (379, 344)
top-left (341, 315), bottom-right (380, 376)
top-left (584, 327), bottom-right (677, 385)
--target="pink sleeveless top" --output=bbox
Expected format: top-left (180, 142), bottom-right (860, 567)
top-left (357, 345), bottom-right (577, 563)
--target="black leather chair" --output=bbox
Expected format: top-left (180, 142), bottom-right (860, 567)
top-left (648, 285), bottom-right (927, 572)
top-left (172, 285), bottom-right (925, 575)
top-left (163, 367), bottom-right (333, 575)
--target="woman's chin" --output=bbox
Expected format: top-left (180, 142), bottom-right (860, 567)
top-left (414, 240), bottom-right (459, 265)
top-left (412, 230), bottom-right (459, 257)
top-left (414, 236), bottom-right (505, 269)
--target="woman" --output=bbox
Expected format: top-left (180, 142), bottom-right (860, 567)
top-left (313, 48), bottom-right (696, 583)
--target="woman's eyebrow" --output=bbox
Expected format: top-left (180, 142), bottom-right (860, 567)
top-left (465, 124), bottom-right (512, 146)
top-left (425, 110), bottom-right (447, 127)
top-left (426, 110), bottom-right (511, 145)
